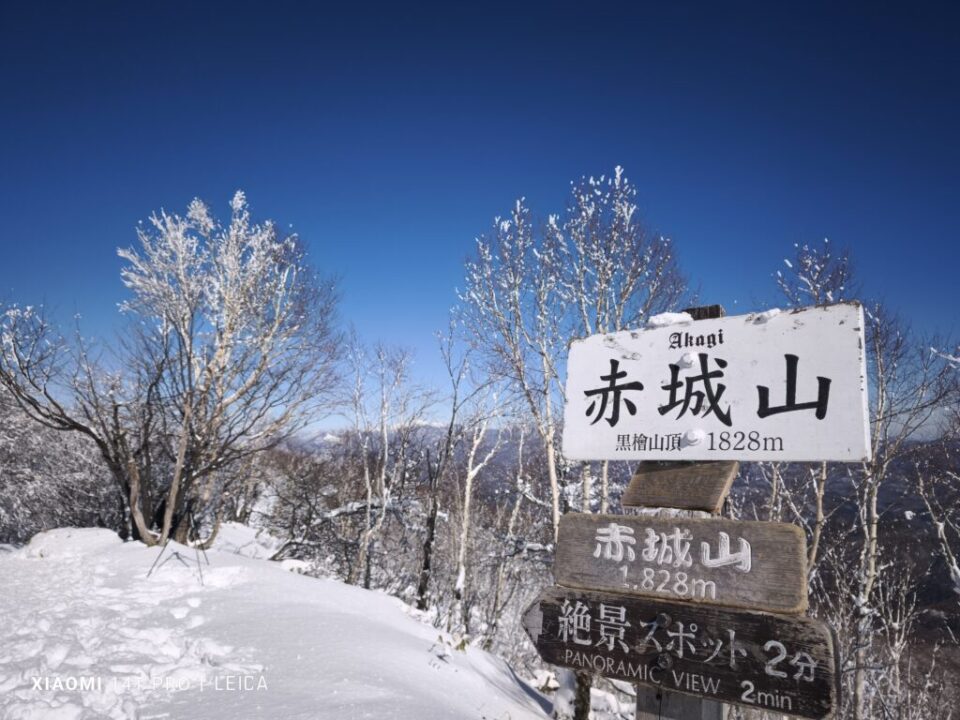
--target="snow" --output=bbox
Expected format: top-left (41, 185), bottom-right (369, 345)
top-left (210, 522), bottom-right (283, 560)
top-left (750, 308), bottom-right (781, 323)
top-left (950, 559), bottom-right (960, 597)
top-left (0, 527), bottom-right (550, 720)
top-left (645, 311), bottom-right (693, 328)
top-left (552, 669), bottom-right (576, 718)
top-left (19, 528), bottom-right (122, 559)
top-left (932, 347), bottom-right (960, 366)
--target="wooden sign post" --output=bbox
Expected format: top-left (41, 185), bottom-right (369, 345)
top-left (523, 587), bottom-right (839, 720)
top-left (525, 303), bottom-right (869, 720)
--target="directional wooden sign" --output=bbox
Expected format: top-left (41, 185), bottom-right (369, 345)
top-left (523, 587), bottom-right (839, 720)
top-left (562, 302), bottom-right (870, 462)
top-left (555, 513), bottom-right (808, 613)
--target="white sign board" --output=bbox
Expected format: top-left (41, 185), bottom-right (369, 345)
top-left (562, 302), bottom-right (870, 462)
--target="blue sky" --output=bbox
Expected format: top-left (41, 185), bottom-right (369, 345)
top-left (1, 2), bottom-right (957, 387)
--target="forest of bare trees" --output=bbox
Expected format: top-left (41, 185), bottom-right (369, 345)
top-left (1, 171), bottom-right (957, 719)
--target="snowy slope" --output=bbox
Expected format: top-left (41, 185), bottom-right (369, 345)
top-left (0, 527), bottom-right (551, 720)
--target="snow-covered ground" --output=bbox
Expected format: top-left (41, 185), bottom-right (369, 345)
top-left (0, 526), bottom-right (551, 720)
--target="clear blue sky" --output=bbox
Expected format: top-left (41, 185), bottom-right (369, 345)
top-left (1, 2), bottom-right (957, 386)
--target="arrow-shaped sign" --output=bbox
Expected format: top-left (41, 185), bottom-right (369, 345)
top-left (523, 586), bottom-right (839, 719)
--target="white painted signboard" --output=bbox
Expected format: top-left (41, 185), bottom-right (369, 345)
top-left (562, 302), bottom-right (870, 462)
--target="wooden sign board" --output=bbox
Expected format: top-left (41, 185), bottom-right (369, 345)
top-left (621, 461), bottom-right (739, 513)
top-left (523, 587), bottom-right (839, 720)
top-left (562, 302), bottom-right (870, 462)
top-left (555, 514), bottom-right (808, 613)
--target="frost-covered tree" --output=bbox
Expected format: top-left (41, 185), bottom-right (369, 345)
top-left (0, 387), bottom-right (117, 544)
top-left (563, 167), bottom-right (686, 512)
top-left (774, 239), bottom-right (856, 574)
top-left (459, 168), bottom-right (686, 720)
top-left (345, 337), bottom-right (435, 588)
top-left (776, 238), bottom-right (853, 307)
top-left (459, 167), bottom-right (686, 541)
top-left (449, 389), bottom-right (503, 637)
top-left (0, 192), bottom-right (340, 545)
top-left (460, 198), bottom-right (566, 542)
top-left (760, 240), bottom-right (959, 719)
top-left (847, 305), bottom-right (956, 718)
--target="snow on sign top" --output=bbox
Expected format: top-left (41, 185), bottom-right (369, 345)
top-left (562, 302), bottom-right (871, 462)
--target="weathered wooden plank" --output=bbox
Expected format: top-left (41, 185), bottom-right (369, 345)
top-left (555, 513), bottom-right (808, 613)
top-left (682, 305), bottom-right (725, 321)
top-left (621, 461), bottom-right (738, 513)
top-left (523, 586), bottom-right (839, 720)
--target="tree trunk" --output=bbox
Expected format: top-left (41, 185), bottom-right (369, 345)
top-left (483, 430), bottom-right (527, 651)
top-left (545, 430), bottom-right (560, 543)
top-left (853, 466), bottom-right (881, 720)
top-left (573, 672), bottom-right (591, 720)
top-left (160, 404), bottom-right (192, 543)
top-left (124, 461), bottom-right (156, 545)
top-left (581, 463), bottom-right (591, 513)
top-left (195, 509), bottom-right (223, 550)
top-left (767, 462), bottom-right (781, 521)
top-left (363, 541), bottom-right (373, 590)
top-left (599, 460), bottom-right (609, 514)
top-left (353, 453), bottom-right (374, 586)
top-left (416, 465), bottom-right (440, 612)
top-left (807, 461), bottom-right (827, 576)
top-left (573, 464), bottom-right (593, 719)
top-left (172, 501), bottom-right (193, 544)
